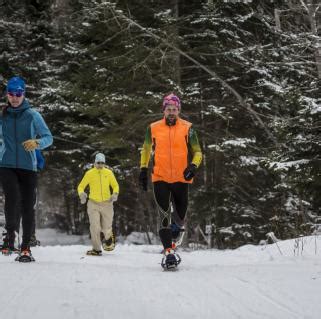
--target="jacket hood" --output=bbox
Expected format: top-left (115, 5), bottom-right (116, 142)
top-left (7, 99), bottom-right (30, 114)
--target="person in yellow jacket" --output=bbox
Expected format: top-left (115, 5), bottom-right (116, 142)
top-left (78, 153), bottom-right (119, 256)
top-left (139, 93), bottom-right (202, 269)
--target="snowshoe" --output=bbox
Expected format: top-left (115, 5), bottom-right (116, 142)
top-left (29, 235), bottom-right (40, 247)
top-left (15, 248), bottom-right (35, 262)
top-left (86, 249), bottom-right (102, 256)
top-left (102, 232), bottom-right (115, 251)
top-left (161, 249), bottom-right (181, 270)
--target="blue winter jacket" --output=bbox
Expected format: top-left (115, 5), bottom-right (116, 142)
top-left (0, 99), bottom-right (53, 172)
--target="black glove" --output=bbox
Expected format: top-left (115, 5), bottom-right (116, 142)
top-left (139, 168), bottom-right (148, 191)
top-left (183, 164), bottom-right (197, 181)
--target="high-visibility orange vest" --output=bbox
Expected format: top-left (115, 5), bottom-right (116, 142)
top-left (150, 117), bottom-right (192, 183)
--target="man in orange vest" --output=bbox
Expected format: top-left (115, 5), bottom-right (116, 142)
top-left (139, 93), bottom-right (202, 269)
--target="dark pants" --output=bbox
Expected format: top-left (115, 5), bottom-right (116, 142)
top-left (153, 181), bottom-right (188, 249)
top-left (15, 188), bottom-right (37, 236)
top-left (0, 168), bottom-right (37, 248)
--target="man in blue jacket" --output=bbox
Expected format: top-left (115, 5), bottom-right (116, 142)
top-left (0, 76), bottom-right (53, 261)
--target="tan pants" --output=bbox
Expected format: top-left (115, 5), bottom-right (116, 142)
top-left (87, 199), bottom-right (114, 251)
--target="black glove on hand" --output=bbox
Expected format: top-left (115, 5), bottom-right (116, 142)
top-left (139, 168), bottom-right (148, 191)
top-left (183, 164), bottom-right (197, 181)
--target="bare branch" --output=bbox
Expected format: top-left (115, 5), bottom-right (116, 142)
top-left (299, 0), bottom-right (309, 13)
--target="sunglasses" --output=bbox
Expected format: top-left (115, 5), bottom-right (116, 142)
top-left (8, 91), bottom-right (24, 97)
top-left (96, 162), bottom-right (105, 165)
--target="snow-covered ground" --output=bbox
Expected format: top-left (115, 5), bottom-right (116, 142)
top-left (1, 230), bottom-right (321, 319)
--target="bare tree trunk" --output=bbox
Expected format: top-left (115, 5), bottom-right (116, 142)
top-left (275, 9), bottom-right (282, 31)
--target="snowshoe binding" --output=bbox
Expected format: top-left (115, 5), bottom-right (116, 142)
top-left (86, 249), bottom-right (102, 256)
top-left (15, 247), bottom-right (35, 262)
top-left (102, 232), bottom-right (115, 251)
top-left (161, 248), bottom-right (181, 270)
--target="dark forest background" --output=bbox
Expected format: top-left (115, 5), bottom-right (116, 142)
top-left (0, 0), bottom-right (320, 248)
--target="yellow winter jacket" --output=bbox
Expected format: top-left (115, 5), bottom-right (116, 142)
top-left (77, 167), bottom-right (119, 202)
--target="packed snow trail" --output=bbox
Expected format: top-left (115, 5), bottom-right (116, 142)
top-left (1, 235), bottom-right (321, 319)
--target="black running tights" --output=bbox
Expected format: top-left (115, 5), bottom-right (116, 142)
top-left (0, 168), bottom-right (37, 247)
